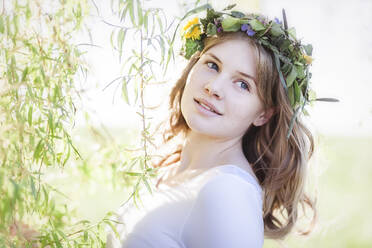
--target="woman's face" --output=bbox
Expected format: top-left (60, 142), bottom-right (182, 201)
top-left (181, 38), bottom-right (271, 139)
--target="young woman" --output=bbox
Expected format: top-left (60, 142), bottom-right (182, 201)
top-left (107, 5), bottom-right (319, 248)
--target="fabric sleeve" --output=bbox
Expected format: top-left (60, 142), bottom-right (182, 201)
top-left (180, 174), bottom-right (264, 248)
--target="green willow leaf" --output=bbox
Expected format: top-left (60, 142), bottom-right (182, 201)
top-left (142, 175), bottom-right (152, 194)
top-left (30, 177), bottom-right (37, 200)
top-left (104, 219), bottom-right (121, 239)
top-left (120, 5), bottom-right (128, 22)
top-left (33, 139), bottom-right (43, 161)
top-left (143, 10), bottom-right (149, 34)
top-left (62, 144), bottom-right (70, 167)
top-left (170, 4), bottom-right (212, 44)
top-left (134, 78), bottom-right (138, 104)
top-left (128, 0), bottom-right (135, 25)
top-left (5, 16), bottom-right (11, 36)
top-left (10, 179), bottom-right (20, 200)
top-left (25, 4), bottom-right (31, 20)
top-left (150, 12), bottom-right (156, 37)
top-left (110, 30), bottom-right (115, 48)
top-left (164, 44), bottom-right (173, 75)
top-left (66, 135), bottom-right (82, 160)
top-left (0, 16), bottom-right (4, 33)
top-left (122, 77), bottom-right (129, 104)
top-left (117, 28), bottom-right (127, 62)
top-left (52, 232), bottom-right (63, 248)
top-left (155, 35), bottom-right (165, 64)
top-left (156, 14), bottom-right (163, 33)
top-left (137, 0), bottom-right (143, 26)
top-left (28, 106), bottom-right (33, 126)
top-left (181, 4), bottom-right (212, 22)
top-left (83, 230), bottom-right (88, 242)
top-left (48, 111), bottom-right (54, 136)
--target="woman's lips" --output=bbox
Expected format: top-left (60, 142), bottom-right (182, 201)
top-left (194, 98), bottom-right (222, 115)
top-left (194, 99), bottom-right (222, 116)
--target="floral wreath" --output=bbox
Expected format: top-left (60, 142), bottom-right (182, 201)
top-left (177, 4), bottom-right (337, 138)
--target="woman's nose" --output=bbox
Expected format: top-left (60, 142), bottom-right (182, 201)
top-left (204, 77), bottom-right (225, 99)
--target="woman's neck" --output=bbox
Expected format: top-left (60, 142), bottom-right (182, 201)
top-left (176, 130), bottom-right (252, 175)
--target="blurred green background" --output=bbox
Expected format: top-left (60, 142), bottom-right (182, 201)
top-left (50, 127), bottom-right (372, 247)
top-left (265, 135), bottom-right (372, 247)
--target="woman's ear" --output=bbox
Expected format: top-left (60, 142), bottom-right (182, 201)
top-left (253, 107), bottom-right (274, 127)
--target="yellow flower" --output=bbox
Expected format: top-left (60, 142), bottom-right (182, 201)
top-left (182, 17), bottom-right (202, 40)
top-left (183, 17), bottom-right (199, 31)
top-left (303, 54), bottom-right (313, 64)
top-left (185, 25), bottom-right (201, 40)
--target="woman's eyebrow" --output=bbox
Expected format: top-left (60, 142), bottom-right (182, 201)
top-left (204, 52), bottom-right (257, 84)
top-left (205, 52), bottom-right (222, 64)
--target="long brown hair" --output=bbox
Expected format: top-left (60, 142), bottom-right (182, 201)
top-left (152, 31), bottom-right (316, 239)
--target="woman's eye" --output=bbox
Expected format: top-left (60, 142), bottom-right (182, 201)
top-left (237, 81), bottom-right (250, 91)
top-left (206, 61), bottom-right (219, 71)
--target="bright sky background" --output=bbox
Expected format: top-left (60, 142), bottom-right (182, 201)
top-left (75, 0), bottom-right (372, 137)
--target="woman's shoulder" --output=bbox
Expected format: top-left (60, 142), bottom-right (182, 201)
top-left (181, 165), bottom-right (264, 248)
top-left (214, 164), bottom-right (262, 188)
top-left (197, 165), bottom-right (263, 206)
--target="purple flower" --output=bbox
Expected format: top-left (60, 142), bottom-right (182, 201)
top-left (214, 18), bottom-right (222, 32)
top-left (247, 30), bottom-right (256, 36)
top-left (241, 23), bottom-right (255, 36)
top-left (274, 17), bottom-right (282, 24)
top-left (241, 23), bottom-right (249, 31)
top-left (257, 16), bottom-right (267, 25)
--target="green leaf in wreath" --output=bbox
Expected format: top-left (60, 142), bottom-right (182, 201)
top-left (288, 27), bottom-right (296, 39)
top-left (184, 38), bottom-right (203, 59)
top-left (295, 64), bottom-right (305, 79)
top-left (231, 11), bottom-right (245, 18)
top-left (274, 53), bottom-right (287, 91)
top-left (294, 80), bottom-right (302, 103)
top-left (269, 22), bottom-right (284, 36)
top-left (288, 86), bottom-right (295, 107)
top-left (248, 19), bottom-right (266, 31)
top-left (221, 16), bottom-right (241, 31)
top-left (206, 23), bottom-right (217, 35)
top-left (279, 39), bottom-right (291, 51)
top-left (286, 65), bottom-right (297, 87)
top-left (282, 63), bottom-right (291, 75)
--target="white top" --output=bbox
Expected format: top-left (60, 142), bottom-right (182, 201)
top-left (106, 164), bottom-right (264, 248)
